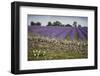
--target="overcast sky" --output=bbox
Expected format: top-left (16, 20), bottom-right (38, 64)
top-left (27, 15), bottom-right (88, 27)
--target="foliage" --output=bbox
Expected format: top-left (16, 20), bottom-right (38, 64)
top-left (47, 22), bottom-right (52, 26)
top-left (53, 21), bottom-right (62, 26)
top-left (65, 24), bottom-right (72, 27)
top-left (31, 21), bottom-right (41, 26)
top-left (73, 21), bottom-right (77, 27)
top-left (36, 22), bottom-right (41, 26)
top-left (78, 24), bottom-right (82, 28)
top-left (31, 21), bottom-right (35, 25)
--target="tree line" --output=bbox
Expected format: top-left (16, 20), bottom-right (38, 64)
top-left (30, 21), bottom-right (82, 27)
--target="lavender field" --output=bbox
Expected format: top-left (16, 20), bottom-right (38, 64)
top-left (28, 26), bottom-right (88, 61)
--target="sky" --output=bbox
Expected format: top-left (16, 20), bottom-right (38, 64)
top-left (27, 15), bottom-right (88, 27)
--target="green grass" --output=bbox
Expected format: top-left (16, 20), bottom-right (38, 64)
top-left (28, 48), bottom-right (87, 61)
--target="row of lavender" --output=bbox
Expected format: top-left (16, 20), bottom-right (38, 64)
top-left (28, 26), bottom-right (88, 41)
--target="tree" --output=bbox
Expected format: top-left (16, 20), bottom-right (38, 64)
top-left (53, 21), bottom-right (62, 26)
top-left (61, 24), bottom-right (64, 27)
top-left (73, 21), bottom-right (77, 27)
top-left (36, 22), bottom-right (41, 26)
top-left (31, 21), bottom-right (35, 26)
top-left (53, 22), bottom-right (56, 26)
top-left (78, 24), bottom-right (81, 28)
top-left (47, 22), bottom-right (52, 26)
top-left (65, 24), bottom-right (72, 27)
